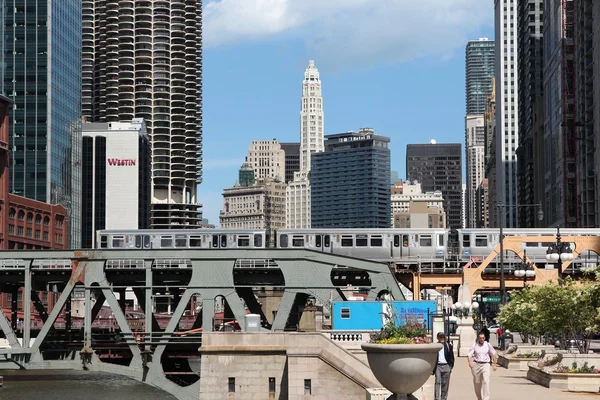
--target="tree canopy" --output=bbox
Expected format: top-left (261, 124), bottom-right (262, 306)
top-left (498, 268), bottom-right (600, 353)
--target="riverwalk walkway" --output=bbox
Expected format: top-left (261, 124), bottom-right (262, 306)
top-left (446, 356), bottom-right (596, 400)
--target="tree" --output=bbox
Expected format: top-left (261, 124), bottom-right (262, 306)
top-left (498, 275), bottom-right (600, 354)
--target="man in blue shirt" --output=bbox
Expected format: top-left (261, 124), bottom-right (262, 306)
top-left (432, 332), bottom-right (454, 400)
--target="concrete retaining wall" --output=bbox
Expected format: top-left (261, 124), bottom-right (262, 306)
top-left (199, 332), bottom-right (383, 400)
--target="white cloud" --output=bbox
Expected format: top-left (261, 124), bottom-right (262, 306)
top-left (204, 0), bottom-right (493, 66)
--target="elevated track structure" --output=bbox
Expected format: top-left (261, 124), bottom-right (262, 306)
top-left (0, 248), bottom-right (401, 400)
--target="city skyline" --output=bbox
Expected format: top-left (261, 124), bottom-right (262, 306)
top-left (200, 2), bottom-right (494, 225)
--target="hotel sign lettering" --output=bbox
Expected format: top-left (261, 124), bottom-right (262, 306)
top-left (108, 158), bottom-right (136, 166)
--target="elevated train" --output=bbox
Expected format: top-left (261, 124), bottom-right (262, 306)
top-left (95, 228), bottom-right (600, 271)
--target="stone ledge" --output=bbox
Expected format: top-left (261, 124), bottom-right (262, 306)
top-left (498, 355), bottom-right (538, 371)
top-left (198, 345), bottom-right (287, 354)
top-left (527, 365), bottom-right (600, 392)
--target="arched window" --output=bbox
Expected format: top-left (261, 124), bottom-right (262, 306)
top-left (17, 210), bottom-right (25, 221)
top-left (9, 208), bottom-right (15, 219)
top-left (43, 216), bottom-right (50, 227)
top-left (35, 214), bottom-right (42, 225)
top-left (26, 212), bottom-right (33, 223)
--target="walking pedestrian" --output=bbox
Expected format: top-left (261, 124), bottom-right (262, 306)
top-left (496, 327), bottom-right (503, 348)
top-left (432, 332), bottom-right (454, 400)
top-left (467, 331), bottom-right (497, 400)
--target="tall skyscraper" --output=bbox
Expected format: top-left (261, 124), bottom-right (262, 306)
top-left (465, 115), bottom-right (485, 228)
top-left (0, 1), bottom-right (82, 248)
top-left (466, 38), bottom-right (496, 115)
top-left (406, 143), bottom-right (463, 229)
top-left (299, 60), bottom-right (324, 173)
top-left (575, 0), bottom-right (599, 227)
top-left (495, 0), bottom-right (519, 227)
top-left (286, 61), bottom-right (324, 228)
top-left (311, 128), bottom-right (391, 228)
top-left (516, 0), bottom-right (544, 228)
top-left (82, 0), bottom-right (203, 228)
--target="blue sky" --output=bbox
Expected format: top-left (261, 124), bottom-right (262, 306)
top-left (199, 0), bottom-right (494, 225)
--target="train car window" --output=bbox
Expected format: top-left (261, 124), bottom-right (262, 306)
top-left (292, 235), bottom-right (304, 247)
top-left (341, 235), bottom-right (353, 247)
top-left (134, 235), bottom-right (142, 248)
top-left (99, 235), bottom-right (108, 249)
top-left (526, 241), bottom-right (538, 247)
top-left (254, 234), bottom-right (263, 248)
top-left (212, 235), bottom-right (219, 248)
top-left (316, 235), bottom-right (322, 248)
top-left (370, 235), bottom-right (383, 247)
top-left (175, 235), bottom-right (187, 248)
top-left (462, 234), bottom-right (471, 247)
top-left (112, 236), bottom-right (125, 248)
top-left (475, 235), bottom-right (487, 247)
top-left (438, 235), bottom-right (444, 246)
top-left (280, 234), bottom-right (288, 248)
top-left (189, 235), bottom-right (202, 248)
top-left (143, 235), bottom-right (151, 249)
top-left (238, 235), bottom-right (250, 247)
top-left (324, 235), bottom-right (331, 247)
top-left (393, 235), bottom-right (400, 247)
top-left (419, 235), bottom-right (432, 247)
top-left (161, 236), bottom-right (173, 248)
top-left (403, 235), bottom-right (409, 247)
top-left (356, 235), bottom-right (368, 247)
top-left (221, 235), bottom-right (227, 248)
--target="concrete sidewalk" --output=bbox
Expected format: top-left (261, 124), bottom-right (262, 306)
top-left (445, 356), bottom-right (597, 400)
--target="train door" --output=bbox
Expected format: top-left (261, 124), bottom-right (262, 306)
top-left (211, 234), bottom-right (228, 248)
top-left (315, 234), bottom-right (332, 253)
top-left (392, 234), bottom-right (410, 258)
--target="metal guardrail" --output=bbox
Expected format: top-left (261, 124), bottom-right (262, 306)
top-left (0, 259), bottom-right (25, 269)
top-left (233, 259), bottom-right (279, 269)
top-left (31, 259), bottom-right (72, 270)
top-left (152, 259), bottom-right (192, 269)
top-left (105, 259), bottom-right (145, 269)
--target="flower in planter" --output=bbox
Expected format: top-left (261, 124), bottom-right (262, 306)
top-left (370, 318), bottom-right (432, 345)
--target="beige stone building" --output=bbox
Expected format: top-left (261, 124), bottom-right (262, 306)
top-left (246, 139), bottom-right (286, 181)
top-left (219, 177), bottom-right (286, 245)
top-left (391, 181), bottom-right (446, 228)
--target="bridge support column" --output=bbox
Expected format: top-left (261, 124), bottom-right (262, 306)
top-left (412, 273), bottom-right (421, 300)
top-left (23, 262), bottom-right (31, 348)
top-left (11, 286), bottom-right (17, 331)
top-left (145, 263), bottom-right (153, 347)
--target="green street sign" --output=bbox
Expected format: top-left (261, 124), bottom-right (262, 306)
top-left (483, 297), bottom-right (501, 303)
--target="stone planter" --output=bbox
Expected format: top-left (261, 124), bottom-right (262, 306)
top-left (527, 365), bottom-right (600, 392)
top-left (361, 343), bottom-right (442, 395)
top-left (498, 354), bottom-right (539, 371)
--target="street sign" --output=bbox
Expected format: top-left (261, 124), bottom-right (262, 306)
top-left (483, 297), bottom-right (501, 303)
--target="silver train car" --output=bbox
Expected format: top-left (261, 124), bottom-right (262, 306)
top-left (95, 228), bottom-right (600, 267)
top-left (96, 229), bottom-right (267, 250)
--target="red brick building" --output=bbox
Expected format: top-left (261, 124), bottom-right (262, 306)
top-left (0, 95), bottom-right (68, 311)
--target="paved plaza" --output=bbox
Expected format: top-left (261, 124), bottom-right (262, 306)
top-left (445, 356), bottom-right (597, 400)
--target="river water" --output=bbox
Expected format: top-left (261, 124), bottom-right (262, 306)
top-left (0, 370), bottom-right (177, 400)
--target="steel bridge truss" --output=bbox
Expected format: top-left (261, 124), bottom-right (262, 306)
top-left (0, 248), bottom-right (401, 400)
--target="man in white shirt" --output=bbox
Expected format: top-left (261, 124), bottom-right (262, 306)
top-left (432, 332), bottom-right (454, 400)
top-left (467, 331), bottom-right (497, 400)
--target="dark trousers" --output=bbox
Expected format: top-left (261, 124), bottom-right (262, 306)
top-left (435, 364), bottom-right (451, 400)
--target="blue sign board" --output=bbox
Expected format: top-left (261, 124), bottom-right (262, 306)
top-left (332, 300), bottom-right (437, 331)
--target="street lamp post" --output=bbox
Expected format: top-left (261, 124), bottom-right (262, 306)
top-left (545, 227), bottom-right (574, 280)
top-left (514, 248), bottom-right (536, 287)
top-left (497, 202), bottom-right (544, 305)
top-left (451, 300), bottom-right (479, 320)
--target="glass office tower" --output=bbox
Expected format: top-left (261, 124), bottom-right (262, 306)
top-left (0, 1), bottom-right (82, 248)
